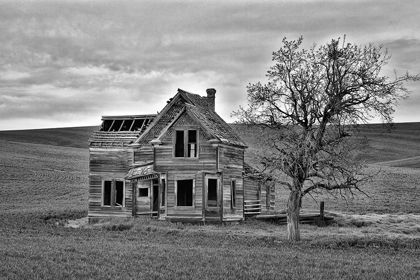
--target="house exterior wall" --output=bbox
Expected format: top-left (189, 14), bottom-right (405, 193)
top-left (218, 145), bottom-right (245, 221)
top-left (153, 112), bottom-right (217, 221)
top-left (244, 178), bottom-right (275, 215)
top-left (88, 147), bottom-right (133, 219)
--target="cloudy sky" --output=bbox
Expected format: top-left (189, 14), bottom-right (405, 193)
top-left (0, 0), bottom-right (419, 130)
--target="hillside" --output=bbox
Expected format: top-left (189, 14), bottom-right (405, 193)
top-left (1, 122), bottom-right (420, 215)
top-left (1, 122), bottom-right (420, 164)
top-left (231, 122), bottom-right (420, 166)
top-left (0, 126), bottom-right (97, 149)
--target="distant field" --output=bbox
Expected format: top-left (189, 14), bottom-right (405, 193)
top-left (1, 123), bottom-right (420, 214)
top-left (231, 122), bottom-right (420, 166)
top-left (0, 126), bottom-right (97, 149)
top-left (1, 123), bottom-right (420, 279)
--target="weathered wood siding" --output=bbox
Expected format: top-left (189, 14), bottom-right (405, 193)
top-left (218, 145), bottom-right (245, 221)
top-left (133, 145), bottom-right (153, 163)
top-left (88, 147), bottom-right (133, 218)
top-left (244, 178), bottom-right (275, 214)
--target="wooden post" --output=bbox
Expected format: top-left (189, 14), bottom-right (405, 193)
top-left (319, 201), bottom-right (325, 227)
top-left (132, 181), bottom-right (137, 217)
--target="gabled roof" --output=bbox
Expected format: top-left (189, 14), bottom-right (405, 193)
top-left (134, 88), bottom-right (247, 148)
top-left (184, 104), bottom-right (247, 147)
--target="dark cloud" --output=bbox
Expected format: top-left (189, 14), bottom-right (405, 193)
top-left (0, 0), bottom-right (419, 129)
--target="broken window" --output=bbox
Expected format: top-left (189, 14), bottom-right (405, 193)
top-left (176, 179), bottom-right (194, 206)
top-left (99, 117), bottom-right (154, 132)
top-left (188, 130), bottom-right (197, 157)
top-left (100, 120), bottom-right (114, 131)
top-left (175, 129), bottom-right (198, 158)
top-left (102, 180), bottom-right (124, 207)
top-left (207, 178), bottom-right (218, 207)
top-left (131, 119), bottom-right (145, 131)
top-left (119, 119), bottom-right (134, 131)
top-left (231, 179), bottom-right (236, 209)
top-left (109, 119), bottom-right (123, 131)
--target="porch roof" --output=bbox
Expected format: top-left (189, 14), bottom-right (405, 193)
top-left (125, 163), bottom-right (158, 181)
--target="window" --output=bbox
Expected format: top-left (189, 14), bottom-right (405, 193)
top-left (176, 179), bottom-right (194, 206)
top-left (207, 178), bottom-right (218, 207)
top-left (174, 129), bottom-right (198, 158)
top-left (138, 188), bottom-right (149, 197)
top-left (102, 180), bottom-right (125, 207)
top-left (231, 180), bottom-right (236, 209)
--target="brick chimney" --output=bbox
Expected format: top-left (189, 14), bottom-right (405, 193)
top-left (206, 88), bottom-right (216, 111)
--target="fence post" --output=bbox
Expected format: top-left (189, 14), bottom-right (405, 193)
top-left (319, 201), bottom-right (325, 227)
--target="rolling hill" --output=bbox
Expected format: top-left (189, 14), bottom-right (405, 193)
top-left (1, 122), bottom-right (420, 214)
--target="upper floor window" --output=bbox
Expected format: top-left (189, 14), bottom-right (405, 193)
top-left (174, 129), bottom-right (198, 158)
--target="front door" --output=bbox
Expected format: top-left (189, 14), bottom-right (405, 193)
top-left (204, 174), bottom-right (221, 219)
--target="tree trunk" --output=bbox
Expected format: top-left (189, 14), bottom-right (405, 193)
top-left (287, 190), bottom-right (301, 242)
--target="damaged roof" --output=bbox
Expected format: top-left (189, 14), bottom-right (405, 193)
top-left (185, 103), bottom-right (247, 147)
top-left (135, 88), bottom-right (247, 148)
top-left (89, 114), bottom-right (156, 147)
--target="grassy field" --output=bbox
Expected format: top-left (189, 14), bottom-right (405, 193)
top-left (1, 123), bottom-right (420, 279)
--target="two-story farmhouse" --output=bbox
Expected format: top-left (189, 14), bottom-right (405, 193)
top-left (88, 88), bottom-right (275, 223)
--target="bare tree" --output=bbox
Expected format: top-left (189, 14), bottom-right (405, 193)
top-left (233, 36), bottom-right (419, 241)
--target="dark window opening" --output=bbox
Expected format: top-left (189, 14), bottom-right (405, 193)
top-left (175, 130), bottom-right (184, 157)
top-left (109, 119), bottom-right (123, 131)
top-left (207, 178), bottom-right (218, 207)
top-left (103, 180), bottom-right (124, 207)
top-left (103, 181), bottom-right (112, 206)
top-left (177, 179), bottom-right (193, 206)
top-left (231, 180), bottom-right (236, 209)
top-left (131, 119), bottom-right (145, 131)
top-left (115, 181), bottom-right (124, 206)
top-left (120, 119), bottom-right (134, 131)
top-left (161, 179), bottom-right (166, 207)
top-left (138, 188), bottom-right (149, 197)
top-left (101, 120), bottom-right (114, 131)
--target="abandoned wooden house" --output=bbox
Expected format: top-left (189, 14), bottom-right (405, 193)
top-left (88, 88), bottom-right (275, 223)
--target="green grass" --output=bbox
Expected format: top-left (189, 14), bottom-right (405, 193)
top-left (1, 124), bottom-right (420, 279)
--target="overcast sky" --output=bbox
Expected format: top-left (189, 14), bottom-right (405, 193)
top-left (0, 0), bottom-right (419, 131)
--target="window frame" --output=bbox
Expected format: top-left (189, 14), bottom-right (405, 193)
top-left (173, 128), bottom-right (199, 158)
top-left (205, 176), bottom-right (220, 208)
top-left (174, 179), bottom-right (195, 208)
top-left (160, 174), bottom-right (167, 208)
top-left (102, 179), bottom-right (125, 208)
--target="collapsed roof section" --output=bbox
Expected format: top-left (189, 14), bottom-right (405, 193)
top-left (89, 114), bottom-right (156, 147)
